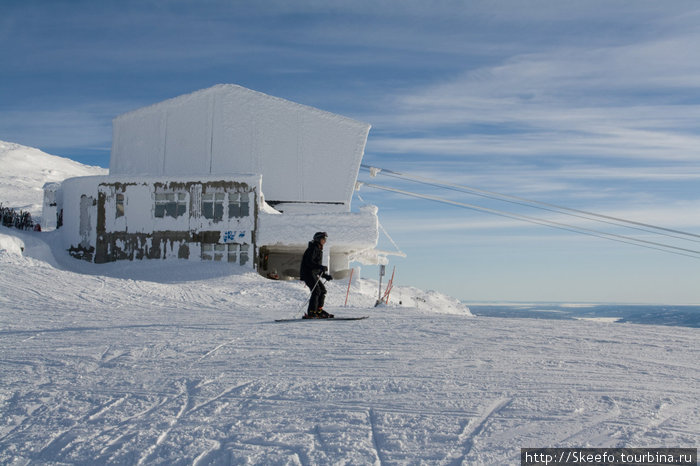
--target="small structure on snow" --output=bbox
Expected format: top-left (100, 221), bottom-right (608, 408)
top-left (44, 84), bottom-right (383, 279)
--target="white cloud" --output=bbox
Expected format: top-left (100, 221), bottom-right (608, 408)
top-left (366, 29), bottom-right (700, 165)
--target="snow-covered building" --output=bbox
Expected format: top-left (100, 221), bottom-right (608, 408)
top-left (44, 84), bottom-right (380, 279)
top-left (44, 174), bottom-right (260, 266)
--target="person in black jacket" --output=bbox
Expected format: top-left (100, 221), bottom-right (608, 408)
top-left (300, 231), bottom-right (334, 318)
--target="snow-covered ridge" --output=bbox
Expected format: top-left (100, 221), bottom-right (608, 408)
top-left (0, 140), bottom-right (107, 219)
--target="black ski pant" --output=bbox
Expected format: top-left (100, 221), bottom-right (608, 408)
top-left (304, 275), bottom-right (327, 314)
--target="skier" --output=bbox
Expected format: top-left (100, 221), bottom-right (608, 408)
top-left (300, 231), bottom-right (334, 318)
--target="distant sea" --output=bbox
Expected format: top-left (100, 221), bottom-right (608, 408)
top-left (467, 303), bottom-right (700, 329)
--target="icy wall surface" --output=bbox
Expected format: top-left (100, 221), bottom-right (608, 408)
top-left (257, 205), bottom-right (378, 251)
top-left (110, 84), bottom-right (371, 208)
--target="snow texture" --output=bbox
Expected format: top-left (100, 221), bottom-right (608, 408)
top-left (0, 141), bottom-right (106, 222)
top-left (110, 84), bottom-right (371, 210)
top-left (1, 141), bottom-right (698, 465)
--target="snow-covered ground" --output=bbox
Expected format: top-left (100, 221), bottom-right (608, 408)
top-left (1, 141), bottom-right (698, 464)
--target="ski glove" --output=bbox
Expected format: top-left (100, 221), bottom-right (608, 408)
top-left (322, 273), bottom-right (333, 281)
top-left (320, 265), bottom-right (328, 273)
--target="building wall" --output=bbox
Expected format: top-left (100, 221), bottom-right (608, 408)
top-left (59, 176), bottom-right (100, 261)
top-left (55, 175), bottom-right (260, 265)
top-left (110, 85), bottom-right (371, 211)
top-left (42, 182), bottom-right (62, 230)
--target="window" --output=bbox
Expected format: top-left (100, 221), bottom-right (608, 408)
top-left (202, 243), bottom-right (249, 265)
top-left (202, 193), bottom-right (224, 221)
top-left (202, 243), bottom-right (212, 261)
top-left (228, 192), bottom-right (250, 218)
top-left (116, 193), bottom-right (125, 218)
top-left (202, 243), bottom-right (226, 261)
top-left (240, 243), bottom-right (249, 265)
top-left (227, 243), bottom-right (250, 265)
top-left (155, 192), bottom-right (186, 218)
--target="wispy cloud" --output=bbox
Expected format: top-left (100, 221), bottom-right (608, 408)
top-left (367, 28), bottom-right (700, 165)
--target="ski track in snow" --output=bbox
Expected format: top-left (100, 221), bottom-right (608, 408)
top-left (1, 229), bottom-right (699, 465)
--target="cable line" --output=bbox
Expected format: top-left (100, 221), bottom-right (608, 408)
top-left (375, 170), bottom-right (700, 245)
top-left (358, 181), bottom-right (700, 260)
top-left (360, 164), bottom-right (700, 243)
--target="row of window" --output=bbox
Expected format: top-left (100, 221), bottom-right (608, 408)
top-left (201, 193), bottom-right (250, 220)
top-left (115, 192), bottom-right (250, 220)
top-left (155, 193), bottom-right (187, 218)
top-left (202, 243), bottom-right (250, 265)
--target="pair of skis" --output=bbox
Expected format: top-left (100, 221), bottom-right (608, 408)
top-left (274, 315), bottom-right (369, 323)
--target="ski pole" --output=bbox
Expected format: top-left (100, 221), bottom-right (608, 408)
top-left (344, 268), bottom-right (354, 307)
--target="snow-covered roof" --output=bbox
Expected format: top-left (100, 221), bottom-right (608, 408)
top-left (110, 85), bottom-right (371, 210)
top-left (62, 173), bottom-right (263, 189)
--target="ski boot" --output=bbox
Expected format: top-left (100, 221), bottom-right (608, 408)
top-left (302, 308), bottom-right (334, 319)
top-left (303, 308), bottom-right (321, 319)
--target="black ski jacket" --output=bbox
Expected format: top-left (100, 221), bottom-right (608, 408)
top-left (300, 240), bottom-right (324, 281)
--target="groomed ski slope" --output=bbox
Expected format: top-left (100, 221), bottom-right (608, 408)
top-left (1, 228), bottom-right (698, 465)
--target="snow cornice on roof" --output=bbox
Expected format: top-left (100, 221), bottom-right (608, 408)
top-left (113, 84), bottom-right (369, 130)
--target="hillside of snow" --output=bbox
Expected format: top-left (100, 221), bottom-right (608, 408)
top-left (0, 142), bottom-right (697, 464)
top-left (0, 140), bottom-right (107, 220)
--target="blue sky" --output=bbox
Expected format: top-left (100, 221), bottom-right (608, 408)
top-left (2, 0), bottom-right (699, 304)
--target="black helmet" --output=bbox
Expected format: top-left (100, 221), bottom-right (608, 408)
top-left (313, 231), bottom-right (328, 242)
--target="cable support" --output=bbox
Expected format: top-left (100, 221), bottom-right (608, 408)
top-left (356, 191), bottom-right (405, 257)
top-left (360, 164), bottom-right (700, 243)
top-left (359, 181), bottom-right (700, 260)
